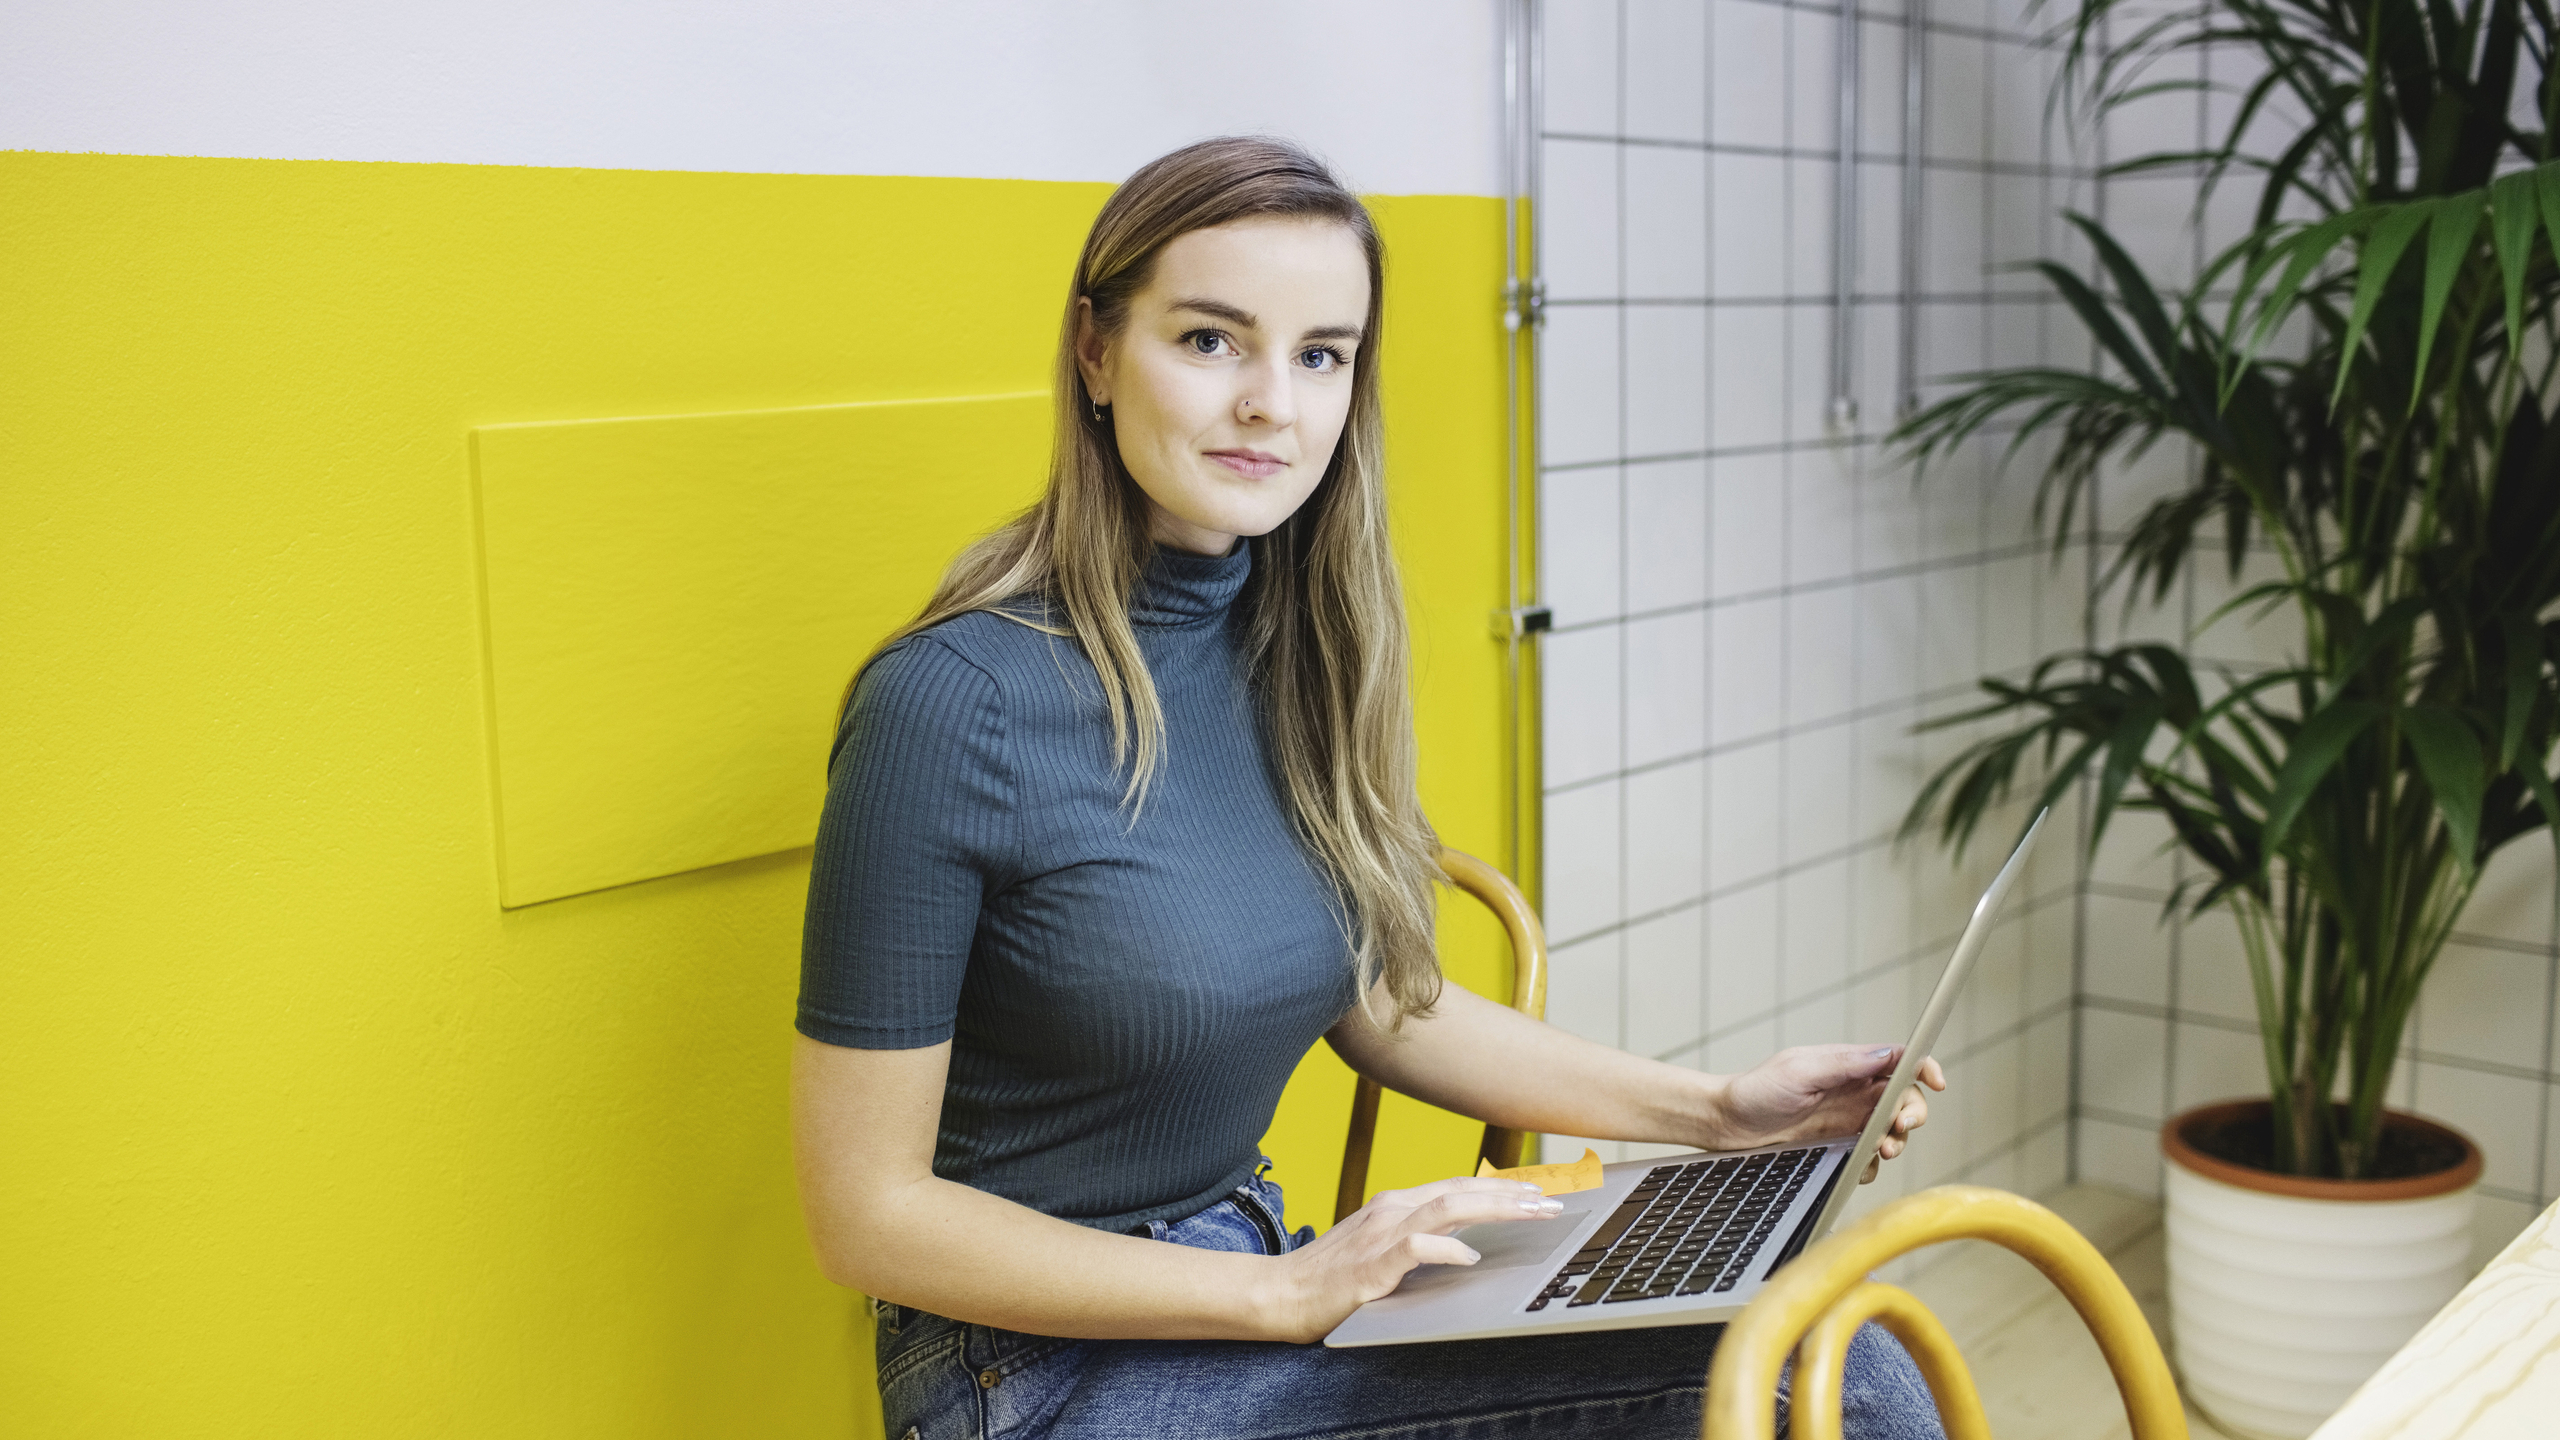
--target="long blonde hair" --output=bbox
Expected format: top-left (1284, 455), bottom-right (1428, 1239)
top-left (842, 136), bottom-right (1443, 1025)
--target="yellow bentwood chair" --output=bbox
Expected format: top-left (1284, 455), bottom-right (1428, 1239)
top-left (1332, 846), bottom-right (1549, 1224)
top-left (1703, 1185), bottom-right (2187, 1440)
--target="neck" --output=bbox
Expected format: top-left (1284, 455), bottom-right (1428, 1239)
top-left (1145, 504), bottom-right (1240, 558)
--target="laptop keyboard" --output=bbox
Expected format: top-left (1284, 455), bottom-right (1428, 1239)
top-left (1523, 1148), bottom-right (1826, 1311)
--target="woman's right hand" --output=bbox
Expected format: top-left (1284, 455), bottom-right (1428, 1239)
top-left (1261, 1176), bottom-right (1564, 1343)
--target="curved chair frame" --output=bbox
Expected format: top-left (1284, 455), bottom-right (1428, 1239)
top-left (1332, 846), bottom-right (1548, 1225)
top-left (1704, 1185), bottom-right (2185, 1440)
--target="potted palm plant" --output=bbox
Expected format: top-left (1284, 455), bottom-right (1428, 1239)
top-left (1891, 0), bottom-right (2560, 1433)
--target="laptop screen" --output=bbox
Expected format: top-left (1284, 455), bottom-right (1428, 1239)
top-left (1803, 807), bottom-right (2050, 1240)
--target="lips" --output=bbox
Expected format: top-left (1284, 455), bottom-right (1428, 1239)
top-left (1205, 450), bottom-right (1286, 479)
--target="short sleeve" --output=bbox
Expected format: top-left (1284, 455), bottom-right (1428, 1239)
top-left (796, 635), bottom-right (1015, 1048)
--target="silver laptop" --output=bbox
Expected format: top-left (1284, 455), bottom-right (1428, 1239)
top-left (1325, 809), bottom-right (2049, 1347)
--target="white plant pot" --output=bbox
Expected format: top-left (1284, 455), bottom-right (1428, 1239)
top-left (2162, 1102), bottom-right (2480, 1440)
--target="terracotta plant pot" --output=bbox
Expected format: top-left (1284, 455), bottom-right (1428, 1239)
top-left (2160, 1100), bottom-right (2482, 1440)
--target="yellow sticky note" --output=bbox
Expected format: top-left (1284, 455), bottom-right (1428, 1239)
top-left (1476, 1147), bottom-right (1604, 1196)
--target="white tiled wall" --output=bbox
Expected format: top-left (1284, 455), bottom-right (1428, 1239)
top-left (1537, 5), bottom-right (2557, 1261)
top-left (1533, 0), bottom-right (2091, 1222)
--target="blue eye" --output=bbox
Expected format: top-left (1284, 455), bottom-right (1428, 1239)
top-left (1182, 329), bottom-right (1233, 357)
top-left (1300, 347), bottom-right (1348, 372)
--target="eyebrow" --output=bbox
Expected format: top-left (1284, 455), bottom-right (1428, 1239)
top-left (1169, 297), bottom-right (1364, 346)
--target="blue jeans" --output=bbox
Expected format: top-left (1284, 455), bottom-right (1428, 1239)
top-left (872, 1170), bottom-right (1948, 1439)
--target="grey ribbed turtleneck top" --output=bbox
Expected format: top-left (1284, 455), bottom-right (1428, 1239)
top-left (797, 544), bottom-right (1360, 1232)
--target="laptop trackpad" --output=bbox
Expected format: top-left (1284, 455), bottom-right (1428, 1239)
top-left (1389, 1210), bottom-right (1588, 1296)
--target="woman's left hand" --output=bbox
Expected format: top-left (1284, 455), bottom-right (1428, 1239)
top-left (1711, 1045), bottom-right (1947, 1183)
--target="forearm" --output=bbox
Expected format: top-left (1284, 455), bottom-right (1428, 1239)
top-left (815, 1171), bottom-right (1296, 1342)
top-left (795, 1036), bottom-right (1312, 1341)
top-left (1328, 985), bottom-right (1744, 1148)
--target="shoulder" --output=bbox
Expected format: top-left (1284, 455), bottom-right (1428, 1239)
top-left (848, 628), bottom-right (998, 733)
top-left (840, 607), bottom-right (1072, 742)
top-left (869, 608), bottom-right (1063, 697)
top-left (907, 605), bottom-right (1059, 672)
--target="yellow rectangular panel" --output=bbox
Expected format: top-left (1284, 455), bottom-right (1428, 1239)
top-left (473, 392), bottom-right (1049, 906)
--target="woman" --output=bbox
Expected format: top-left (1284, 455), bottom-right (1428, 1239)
top-left (794, 136), bottom-right (1948, 1440)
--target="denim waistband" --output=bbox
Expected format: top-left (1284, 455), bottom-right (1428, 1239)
top-left (1126, 1164), bottom-right (1305, 1256)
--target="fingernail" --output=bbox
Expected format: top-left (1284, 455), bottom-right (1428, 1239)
top-left (1460, 1247), bottom-right (1482, 1263)
top-left (1870, 1047), bottom-right (1896, 1059)
top-left (1521, 1198), bottom-right (1562, 1214)
top-left (1518, 1181), bottom-right (1544, 1192)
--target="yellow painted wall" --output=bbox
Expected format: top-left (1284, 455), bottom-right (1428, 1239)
top-left (3, 153), bottom-right (1511, 1436)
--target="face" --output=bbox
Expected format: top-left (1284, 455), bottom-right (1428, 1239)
top-left (1076, 217), bottom-right (1371, 556)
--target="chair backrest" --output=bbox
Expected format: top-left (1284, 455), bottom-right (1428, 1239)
top-left (1332, 847), bottom-right (1547, 1224)
top-left (1703, 1185), bottom-right (2186, 1440)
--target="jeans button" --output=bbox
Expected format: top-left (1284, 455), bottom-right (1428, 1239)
top-left (978, 1368), bottom-right (1001, 1390)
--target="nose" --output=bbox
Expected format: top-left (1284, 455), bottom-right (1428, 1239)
top-left (1236, 351), bottom-right (1297, 428)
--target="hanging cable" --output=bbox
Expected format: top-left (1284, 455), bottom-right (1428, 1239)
top-left (1829, 0), bottom-right (1863, 430)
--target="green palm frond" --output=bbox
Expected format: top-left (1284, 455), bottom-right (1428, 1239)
top-left (1909, 0), bottom-right (2560, 1178)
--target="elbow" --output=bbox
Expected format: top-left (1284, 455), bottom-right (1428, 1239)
top-left (806, 1224), bottom-right (880, 1293)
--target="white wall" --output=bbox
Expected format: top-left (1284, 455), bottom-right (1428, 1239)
top-left (2, 1), bottom-right (1503, 194)
top-left (1538, 0), bottom-right (2560, 1269)
top-left (1532, 0), bottom-right (2090, 1223)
